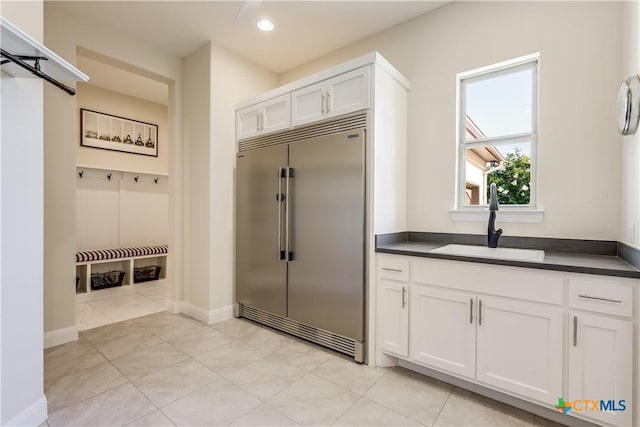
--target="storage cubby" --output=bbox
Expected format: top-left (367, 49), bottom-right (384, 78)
top-left (133, 256), bottom-right (167, 282)
top-left (75, 253), bottom-right (167, 303)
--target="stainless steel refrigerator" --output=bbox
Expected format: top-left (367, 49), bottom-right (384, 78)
top-left (236, 126), bottom-right (365, 361)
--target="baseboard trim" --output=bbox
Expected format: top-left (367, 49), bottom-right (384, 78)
top-left (207, 305), bottom-right (233, 323)
top-left (5, 394), bottom-right (47, 426)
top-left (44, 325), bottom-right (78, 349)
top-left (167, 299), bottom-right (182, 314)
top-left (179, 302), bottom-right (233, 324)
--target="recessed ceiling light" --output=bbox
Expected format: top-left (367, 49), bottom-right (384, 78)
top-left (257, 19), bottom-right (274, 32)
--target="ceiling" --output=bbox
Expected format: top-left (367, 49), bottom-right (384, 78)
top-left (49, 1), bottom-right (446, 74)
top-left (76, 55), bottom-right (169, 105)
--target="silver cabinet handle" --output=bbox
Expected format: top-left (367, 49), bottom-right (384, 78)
top-left (470, 298), bottom-right (474, 324)
top-left (321, 92), bottom-right (325, 114)
top-left (578, 294), bottom-right (623, 304)
top-left (573, 316), bottom-right (578, 347)
top-left (326, 92), bottom-right (330, 112)
top-left (401, 286), bottom-right (406, 309)
top-left (260, 112), bottom-right (264, 130)
top-left (256, 113), bottom-right (260, 131)
top-left (478, 300), bottom-right (483, 326)
top-left (277, 167), bottom-right (286, 261)
top-left (381, 268), bottom-right (402, 273)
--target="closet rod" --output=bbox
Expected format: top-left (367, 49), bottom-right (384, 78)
top-left (0, 48), bottom-right (76, 95)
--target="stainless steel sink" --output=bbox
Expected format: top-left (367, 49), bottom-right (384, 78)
top-left (429, 244), bottom-right (545, 263)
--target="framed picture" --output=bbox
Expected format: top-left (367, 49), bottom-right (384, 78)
top-left (80, 109), bottom-right (158, 157)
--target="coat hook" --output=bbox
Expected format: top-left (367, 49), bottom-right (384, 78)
top-left (134, 176), bottom-right (139, 183)
top-left (107, 173), bottom-right (112, 181)
top-left (78, 170), bottom-right (84, 179)
top-left (154, 177), bottom-right (159, 184)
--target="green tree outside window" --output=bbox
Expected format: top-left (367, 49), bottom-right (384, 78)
top-left (487, 147), bottom-right (531, 205)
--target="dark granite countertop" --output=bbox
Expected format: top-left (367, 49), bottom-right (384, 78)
top-left (376, 233), bottom-right (640, 280)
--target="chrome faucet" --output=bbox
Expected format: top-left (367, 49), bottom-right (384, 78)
top-left (488, 182), bottom-right (502, 248)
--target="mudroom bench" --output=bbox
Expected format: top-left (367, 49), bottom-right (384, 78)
top-left (75, 244), bottom-right (168, 302)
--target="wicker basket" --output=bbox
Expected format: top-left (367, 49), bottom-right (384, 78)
top-left (133, 265), bottom-right (161, 283)
top-left (90, 270), bottom-right (125, 290)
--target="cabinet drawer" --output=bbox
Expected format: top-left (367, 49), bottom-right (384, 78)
top-left (569, 278), bottom-right (633, 317)
top-left (377, 256), bottom-right (409, 282)
top-left (412, 258), bottom-right (564, 305)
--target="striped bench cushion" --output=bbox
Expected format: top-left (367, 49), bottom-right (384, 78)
top-left (76, 245), bottom-right (168, 263)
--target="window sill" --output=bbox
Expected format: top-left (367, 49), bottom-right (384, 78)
top-left (449, 209), bottom-right (544, 223)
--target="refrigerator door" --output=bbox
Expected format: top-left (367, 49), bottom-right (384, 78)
top-left (236, 144), bottom-right (288, 316)
top-left (287, 129), bottom-right (365, 341)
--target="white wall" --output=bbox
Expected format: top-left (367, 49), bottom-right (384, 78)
top-left (209, 45), bottom-right (278, 313)
top-left (77, 84), bottom-right (169, 175)
top-left (183, 44), bottom-right (212, 312)
top-left (181, 43), bottom-right (277, 319)
top-left (43, 3), bottom-right (183, 337)
top-left (280, 1), bottom-right (624, 240)
top-left (75, 170), bottom-right (168, 251)
top-left (0, 2), bottom-right (48, 425)
top-left (622, 1), bottom-right (640, 248)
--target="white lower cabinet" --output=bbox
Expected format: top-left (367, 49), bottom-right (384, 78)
top-left (568, 311), bottom-right (633, 427)
top-left (475, 296), bottom-right (563, 405)
top-left (376, 255), bottom-right (638, 427)
top-left (377, 278), bottom-right (409, 357)
top-left (410, 286), bottom-right (476, 378)
top-left (409, 285), bottom-right (562, 404)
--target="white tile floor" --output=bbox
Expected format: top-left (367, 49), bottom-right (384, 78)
top-left (76, 285), bottom-right (168, 331)
top-left (44, 313), bottom-right (570, 427)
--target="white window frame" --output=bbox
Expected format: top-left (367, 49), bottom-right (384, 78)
top-left (453, 53), bottom-right (542, 223)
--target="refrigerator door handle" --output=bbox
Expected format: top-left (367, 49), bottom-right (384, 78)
top-left (277, 167), bottom-right (286, 260)
top-left (285, 166), bottom-right (294, 261)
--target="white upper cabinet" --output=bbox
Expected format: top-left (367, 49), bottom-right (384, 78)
top-left (262, 94), bottom-right (291, 134)
top-left (291, 81), bottom-right (326, 127)
top-left (236, 105), bottom-right (261, 140)
top-left (237, 55), bottom-right (394, 142)
top-left (237, 94), bottom-right (290, 140)
top-left (326, 67), bottom-right (371, 119)
top-left (292, 66), bottom-right (370, 127)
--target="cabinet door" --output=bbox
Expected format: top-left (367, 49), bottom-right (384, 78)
top-left (262, 94), bottom-right (291, 135)
top-left (377, 279), bottom-right (408, 357)
top-left (476, 296), bottom-right (562, 405)
top-left (326, 66), bottom-right (370, 119)
top-left (236, 105), bottom-right (261, 140)
top-left (410, 286), bottom-right (476, 379)
top-left (291, 81), bottom-right (326, 127)
top-left (568, 312), bottom-right (632, 427)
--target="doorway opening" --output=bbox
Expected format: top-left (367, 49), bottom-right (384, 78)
top-left (73, 48), bottom-right (172, 330)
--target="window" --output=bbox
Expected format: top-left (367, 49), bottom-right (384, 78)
top-left (457, 55), bottom-right (538, 210)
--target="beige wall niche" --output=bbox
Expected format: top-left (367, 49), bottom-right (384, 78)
top-left (77, 83), bottom-right (169, 175)
top-left (44, 2), bottom-right (183, 342)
